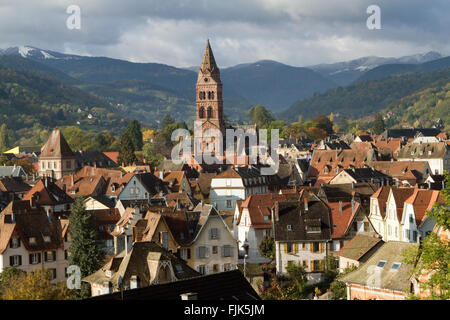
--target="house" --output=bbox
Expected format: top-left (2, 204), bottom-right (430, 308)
top-left (182, 203), bottom-right (238, 275)
top-left (190, 172), bottom-right (216, 203)
top-left (88, 269), bottom-right (260, 300)
top-left (55, 173), bottom-right (108, 199)
top-left (336, 234), bottom-right (384, 272)
top-left (164, 192), bottom-right (199, 210)
top-left (89, 208), bottom-right (121, 254)
top-left (38, 129), bottom-right (77, 179)
top-left (83, 241), bottom-right (200, 297)
top-left (233, 193), bottom-right (288, 263)
top-left (397, 142), bottom-right (450, 175)
top-left (370, 160), bottom-right (431, 186)
top-left (381, 128), bottom-right (441, 140)
top-left (75, 150), bottom-right (118, 168)
top-left (22, 177), bottom-right (74, 214)
top-left (0, 177), bottom-right (31, 204)
top-left (0, 165), bottom-right (27, 178)
top-left (401, 189), bottom-right (445, 242)
top-left (424, 174), bottom-right (446, 190)
top-left (111, 207), bottom-right (145, 254)
top-left (0, 200), bottom-right (69, 283)
top-left (341, 241), bottom-right (417, 300)
top-left (273, 192), bottom-right (332, 284)
top-left (153, 170), bottom-right (191, 194)
top-left (317, 182), bottom-right (378, 212)
top-left (210, 166), bottom-right (269, 210)
top-left (328, 167), bottom-right (391, 187)
top-left (308, 148), bottom-right (378, 185)
top-left (368, 186), bottom-right (415, 242)
top-left (118, 172), bottom-right (166, 202)
top-left (372, 137), bottom-right (403, 160)
top-left (83, 196), bottom-right (116, 210)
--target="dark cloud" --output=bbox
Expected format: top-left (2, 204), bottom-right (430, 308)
top-left (0, 0), bottom-right (448, 67)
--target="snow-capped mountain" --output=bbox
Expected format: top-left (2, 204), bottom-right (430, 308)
top-left (0, 46), bottom-right (81, 60)
top-left (309, 51), bottom-right (442, 85)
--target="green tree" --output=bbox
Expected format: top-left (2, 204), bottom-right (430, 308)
top-left (313, 114), bottom-right (334, 135)
top-left (143, 143), bottom-right (164, 168)
top-left (68, 197), bottom-right (104, 299)
top-left (403, 171), bottom-right (450, 300)
top-left (248, 105), bottom-right (274, 128)
top-left (118, 132), bottom-right (137, 166)
top-left (125, 120), bottom-right (143, 151)
top-left (258, 235), bottom-right (275, 260)
top-left (372, 113), bottom-right (386, 135)
top-left (0, 124), bottom-right (9, 152)
top-left (161, 115), bottom-right (175, 129)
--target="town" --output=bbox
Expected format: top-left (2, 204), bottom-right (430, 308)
top-left (0, 40), bottom-right (448, 301)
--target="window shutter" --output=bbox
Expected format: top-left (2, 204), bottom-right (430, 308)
top-left (310, 243), bottom-right (314, 253)
top-left (187, 248), bottom-right (191, 259)
top-left (206, 247), bottom-right (210, 258)
top-left (294, 243), bottom-right (298, 253)
top-left (29, 254), bottom-right (33, 264)
top-left (19, 255), bottom-right (22, 266)
top-left (220, 264), bottom-right (224, 272)
top-left (9, 256), bottom-right (13, 266)
top-left (53, 251), bottom-right (56, 261)
top-left (208, 229), bottom-right (212, 240)
top-left (310, 260), bottom-right (314, 271)
top-left (221, 245), bottom-right (225, 257)
top-left (284, 243), bottom-right (287, 253)
top-left (217, 229), bottom-right (221, 239)
top-left (205, 265), bottom-right (209, 275)
top-left (196, 247), bottom-right (200, 259)
top-left (38, 253), bottom-right (41, 263)
top-left (9, 240), bottom-right (12, 248)
top-left (18, 239), bottom-right (21, 247)
top-left (320, 243), bottom-right (324, 253)
top-left (44, 252), bottom-right (48, 262)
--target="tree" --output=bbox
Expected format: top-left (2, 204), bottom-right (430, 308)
top-left (118, 132), bottom-right (137, 166)
top-left (329, 266), bottom-right (357, 299)
top-left (313, 114), bottom-right (334, 135)
top-left (403, 171), bottom-right (450, 300)
top-left (259, 235), bottom-right (275, 260)
top-left (248, 105), bottom-right (274, 128)
top-left (0, 268), bottom-right (74, 300)
top-left (68, 197), bottom-right (104, 298)
top-left (0, 124), bottom-right (9, 152)
top-left (125, 120), bottom-right (143, 151)
top-left (372, 113), bottom-right (385, 135)
top-left (306, 126), bottom-right (327, 141)
top-left (143, 143), bottom-right (164, 168)
top-left (161, 115), bottom-right (175, 129)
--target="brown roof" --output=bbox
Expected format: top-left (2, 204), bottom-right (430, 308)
top-left (40, 129), bottom-right (74, 158)
top-left (337, 234), bottom-right (383, 261)
top-left (23, 178), bottom-right (74, 207)
top-left (239, 193), bottom-right (287, 228)
top-left (55, 174), bottom-right (105, 198)
top-left (397, 142), bottom-right (448, 159)
top-left (328, 201), bottom-right (355, 239)
top-left (370, 161), bottom-right (429, 181)
top-left (103, 152), bottom-right (119, 164)
top-left (0, 177), bottom-right (31, 193)
top-left (404, 189), bottom-right (445, 225)
top-left (153, 171), bottom-right (185, 192)
top-left (215, 167), bottom-right (241, 179)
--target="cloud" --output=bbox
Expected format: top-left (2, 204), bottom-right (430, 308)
top-left (0, 0), bottom-right (448, 67)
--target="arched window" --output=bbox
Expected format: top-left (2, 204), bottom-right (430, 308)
top-left (211, 91), bottom-right (214, 99)
top-left (199, 107), bottom-right (205, 119)
top-left (202, 91), bottom-right (206, 99)
top-left (208, 91), bottom-right (211, 99)
top-left (207, 107), bottom-right (213, 118)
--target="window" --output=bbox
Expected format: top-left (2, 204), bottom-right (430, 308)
top-left (312, 242), bottom-right (320, 253)
top-left (49, 268), bottom-right (57, 280)
top-left (180, 248), bottom-right (191, 260)
top-left (213, 264), bottom-right (219, 272)
top-left (198, 265), bottom-right (206, 275)
top-left (45, 251), bottom-right (56, 262)
top-left (212, 246), bottom-right (218, 254)
top-left (287, 243), bottom-right (293, 253)
top-left (29, 237), bottom-right (36, 245)
top-left (160, 232), bottom-right (168, 249)
top-left (66, 161), bottom-right (71, 169)
top-left (222, 245), bottom-right (234, 257)
top-left (390, 262), bottom-right (401, 271)
top-left (210, 228), bottom-right (219, 239)
top-left (44, 236), bottom-right (51, 243)
top-left (223, 263), bottom-right (232, 271)
top-left (287, 225), bottom-right (292, 231)
top-left (364, 222), bottom-right (369, 232)
top-left (376, 260), bottom-right (386, 269)
top-left (263, 216), bottom-right (269, 222)
top-left (198, 246), bottom-right (208, 259)
top-left (226, 200), bottom-right (232, 208)
top-left (175, 265), bottom-right (184, 273)
top-left (226, 179), bottom-right (232, 186)
top-left (313, 260), bottom-right (321, 271)
top-left (10, 237), bottom-right (20, 249)
top-left (9, 255), bottom-right (22, 266)
top-left (64, 249), bottom-right (68, 260)
top-left (29, 253), bottom-right (41, 265)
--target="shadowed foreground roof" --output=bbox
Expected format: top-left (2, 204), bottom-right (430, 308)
top-left (88, 270), bottom-right (260, 300)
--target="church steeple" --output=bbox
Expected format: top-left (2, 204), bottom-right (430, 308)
top-left (199, 39), bottom-right (219, 74)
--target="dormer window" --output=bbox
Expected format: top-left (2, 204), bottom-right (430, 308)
top-left (10, 237), bottom-right (20, 249)
top-left (29, 237), bottom-right (37, 245)
top-left (287, 225), bottom-right (292, 231)
top-left (44, 236), bottom-right (51, 243)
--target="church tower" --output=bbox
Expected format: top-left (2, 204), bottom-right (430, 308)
top-left (194, 40), bottom-right (225, 156)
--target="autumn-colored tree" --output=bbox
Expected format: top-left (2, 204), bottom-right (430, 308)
top-left (258, 235), bottom-right (275, 260)
top-left (142, 129), bottom-right (155, 142)
top-left (306, 127), bottom-right (327, 141)
top-left (1, 268), bottom-right (74, 300)
top-left (13, 158), bottom-right (35, 174)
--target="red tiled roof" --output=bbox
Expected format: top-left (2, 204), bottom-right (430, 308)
top-left (239, 193), bottom-right (287, 228)
top-left (103, 152), bottom-right (119, 164)
top-left (40, 130), bottom-right (74, 158)
top-left (328, 201), bottom-right (354, 239)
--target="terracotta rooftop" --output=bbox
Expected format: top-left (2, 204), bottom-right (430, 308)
top-left (40, 129), bottom-right (74, 158)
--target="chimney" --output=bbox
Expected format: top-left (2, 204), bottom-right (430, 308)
top-left (180, 292), bottom-right (198, 300)
top-left (339, 201), bottom-right (343, 213)
top-left (159, 170), bottom-right (164, 180)
top-left (71, 174), bottom-right (74, 187)
top-left (130, 275), bottom-right (140, 289)
top-left (44, 176), bottom-right (48, 188)
top-left (304, 197), bottom-right (308, 211)
top-left (351, 182), bottom-right (355, 189)
top-left (46, 209), bottom-right (52, 222)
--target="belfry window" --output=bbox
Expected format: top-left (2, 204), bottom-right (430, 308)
top-left (207, 107), bottom-right (213, 118)
top-left (199, 107), bottom-right (205, 118)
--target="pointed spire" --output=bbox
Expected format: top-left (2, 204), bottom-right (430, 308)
top-left (199, 39), bottom-right (219, 74)
top-left (40, 129), bottom-right (74, 157)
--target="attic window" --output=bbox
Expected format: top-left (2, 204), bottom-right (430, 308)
top-left (287, 225), bottom-right (292, 231)
top-left (376, 260), bottom-right (386, 269)
top-left (390, 262), bottom-right (401, 271)
top-left (264, 216), bottom-right (269, 222)
top-left (29, 237), bottom-right (36, 245)
top-left (44, 236), bottom-right (51, 243)
top-left (175, 265), bottom-right (184, 273)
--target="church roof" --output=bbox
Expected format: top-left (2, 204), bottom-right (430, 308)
top-left (199, 40), bottom-right (219, 74)
top-left (40, 129), bottom-right (74, 158)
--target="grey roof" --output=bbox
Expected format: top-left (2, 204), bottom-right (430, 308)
top-left (343, 168), bottom-right (391, 181)
top-left (341, 241), bottom-right (417, 291)
top-left (397, 142), bottom-right (448, 159)
top-left (383, 128), bottom-right (441, 139)
top-left (87, 270), bottom-right (260, 300)
top-left (0, 165), bottom-right (26, 178)
top-left (274, 193), bottom-right (332, 242)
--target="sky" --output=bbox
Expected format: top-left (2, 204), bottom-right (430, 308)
top-left (1, 0), bottom-right (449, 68)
